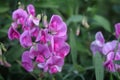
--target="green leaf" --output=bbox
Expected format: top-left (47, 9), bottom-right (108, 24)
top-left (114, 60), bottom-right (120, 65)
top-left (0, 43), bottom-right (7, 52)
top-left (0, 6), bottom-right (9, 13)
top-left (93, 15), bottom-right (111, 32)
top-left (5, 45), bottom-right (24, 62)
top-left (67, 15), bottom-right (83, 25)
top-left (93, 52), bottom-right (104, 80)
top-left (69, 29), bottom-right (77, 67)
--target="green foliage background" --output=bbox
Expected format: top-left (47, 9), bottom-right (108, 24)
top-left (0, 0), bottom-right (120, 80)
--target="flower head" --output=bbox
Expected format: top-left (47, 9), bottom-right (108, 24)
top-left (8, 4), bottom-right (70, 74)
top-left (22, 51), bottom-right (34, 72)
top-left (90, 31), bottom-right (105, 54)
top-left (8, 26), bottom-right (20, 40)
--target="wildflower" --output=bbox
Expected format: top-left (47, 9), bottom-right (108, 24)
top-left (12, 8), bottom-right (28, 25)
top-left (38, 56), bottom-right (64, 74)
top-left (8, 26), bottom-right (20, 40)
top-left (115, 23), bottom-right (120, 39)
top-left (20, 31), bottom-right (32, 48)
top-left (8, 4), bottom-right (70, 74)
top-left (90, 31), bottom-right (105, 54)
top-left (22, 51), bottom-right (34, 72)
top-left (48, 15), bottom-right (67, 37)
top-left (104, 51), bottom-right (120, 72)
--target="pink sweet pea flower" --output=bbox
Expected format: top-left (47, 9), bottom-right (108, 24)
top-left (104, 51), bottom-right (120, 72)
top-left (9, 4), bottom-right (70, 74)
top-left (36, 55), bottom-right (45, 63)
top-left (22, 51), bottom-right (34, 72)
top-left (41, 56), bottom-right (64, 74)
top-left (29, 43), bottom-right (51, 60)
top-left (25, 4), bottom-right (40, 27)
top-left (8, 26), bottom-right (20, 40)
top-left (102, 40), bottom-right (117, 55)
top-left (20, 31), bottom-right (32, 48)
top-left (37, 44), bottom-right (51, 59)
top-left (49, 15), bottom-right (67, 37)
top-left (29, 45), bottom-right (38, 59)
top-left (115, 23), bottom-right (120, 39)
top-left (51, 37), bottom-right (70, 58)
top-left (36, 29), bottom-right (49, 43)
top-left (27, 4), bottom-right (35, 16)
top-left (55, 43), bottom-right (70, 58)
top-left (90, 31), bottom-right (105, 54)
top-left (25, 15), bottom-right (40, 28)
top-left (12, 8), bottom-right (28, 25)
top-left (30, 26), bottom-right (40, 38)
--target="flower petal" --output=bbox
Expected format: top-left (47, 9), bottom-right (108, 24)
top-left (20, 31), bottom-right (32, 48)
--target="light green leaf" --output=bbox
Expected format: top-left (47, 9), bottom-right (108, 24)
top-left (0, 43), bottom-right (7, 52)
top-left (93, 15), bottom-right (111, 32)
top-left (69, 29), bottom-right (77, 67)
top-left (93, 52), bottom-right (104, 80)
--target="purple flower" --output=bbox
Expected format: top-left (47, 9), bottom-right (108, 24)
top-left (49, 15), bottom-right (67, 37)
top-left (9, 4), bottom-right (70, 74)
top-left (104, 51), bottom-right (120, 72)
top-left (115, 23), bottom-right (120, 39)
top-left (25, 4), bottom-right (40, 27)
top-left (25, 15), bottom-right (40, 28)
top-left (29, 43), bottom-right (51, 60)
top-left (20, 31), bottom-right (32, 48)
top-left (27, 4), bottom-right (35, 16)
top-left (36, 55), bottom-right (45, 63)
top-left (30, 26), bottom-right (40, 38)
top-left (55, 43), bottom-right (70, 58)
top-left (8, 26), bottom-right (20, 40)
top-left (29, 45), bottom-right (38, 59)
top-left (38, 56), bottom-right (64, 74)
top-left (36, 29), bottom-right (49, 43)
top-left (12, 8), bottom-right (28, 25)
top-left (102, 40), bottom-right (117, 55)
top-left (52, 37), bottom-right (70, 58)
top-left (22, 51), bottom-right (33, 72)
top-left (90, 31), bottom-right (105, 54)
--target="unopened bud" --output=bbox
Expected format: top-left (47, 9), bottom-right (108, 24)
top-left (37, 14), bottom-right (41, 21)
top-left (82, 17), bottom-right (89, 29)
top-left (43, 15), bottom-right (48, 27)
top-left (76, 26), bottom-right (80, 36)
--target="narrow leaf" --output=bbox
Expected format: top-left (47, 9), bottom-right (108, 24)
top-left (93, 52), bottom-right (104, 80)
top-left (69, 29), bottom-right (77, 66)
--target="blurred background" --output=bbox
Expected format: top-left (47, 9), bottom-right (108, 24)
top-left (0, 0), bottom-right (120, 80)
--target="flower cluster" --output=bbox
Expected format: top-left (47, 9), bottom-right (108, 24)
top-left (8, 4), bottom-right (70, 74)
top-left (90, 23), bottom-right (120, 72)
